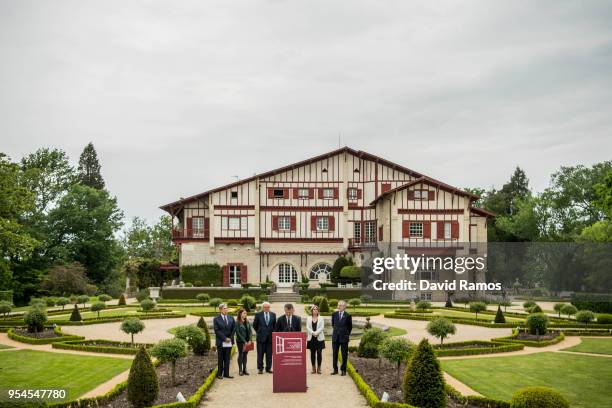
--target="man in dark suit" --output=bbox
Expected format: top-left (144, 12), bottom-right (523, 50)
top-left (274, 303), bottom-right (301, 332)
top-left (213, 303), bottom-right (236, 379)
top-left (253, 301), bottom-right (276, 374)
top-left (331, 300), bottom-right (352, 376)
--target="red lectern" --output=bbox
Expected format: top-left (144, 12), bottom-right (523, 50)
top-left (272, 331), bottom-right (307, 392)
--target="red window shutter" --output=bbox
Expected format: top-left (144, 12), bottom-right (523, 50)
top-left (407, 190), bottom-right (415, 200)
top-left (428, 191), bottom-right (435, 200)
top-left (357, 189), bottom-right (362, 199)
top-left (311, 215), bottom-right (317, 231)
top-left (451, 221), bottom-right (459, 239)
top-left (308, 188), bottom-right (315, 199)
top-left (437, 221), bottom-right (445, 239)
top-left (378, 226), bottom-right (383, 241)
top-left (283, 188), bottom-right (289, 199)
top-left (328, 216), bottom-right (335, 231)
top-left (293, 188), bottom-right (299, 199)
top-left (382, 183), bottom-right (391, 193)
top-left (222, 265), bottom-right (229, 286)
top-left (267, 188), bottom-right (274, 199)
top-left (402, 220), bottom-right (410, 238)
top-left (333, 188), bottom-right (339, 199)
top-left (290, 216), bottom-right (296, 231)
top-left (186, 217), bottom-right (193, 236)
top-left (272, 216), bottom-right (278, 231)
top-left (241, 264), bottom-right (247, 284)
top-left (317, 188), bottom-right (324, 199)
top-left (423, 222), bottom-right (431, 239)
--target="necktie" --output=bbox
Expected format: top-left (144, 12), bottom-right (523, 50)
top-left (340, 312), bottom-right (343, 321)
top-left (265, 313), bottom-right (269, 325)
top-left (223, 315), bottom-right (227, 325)
top-left (288, 316), bottom-right (292, 331)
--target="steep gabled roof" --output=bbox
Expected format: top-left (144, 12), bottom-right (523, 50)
top-left (369, 176), bottom-right (479, 206)
top-left (160, 146), bottom-right (476, 212)
top-left (469, 206), bottom-right (496, 218)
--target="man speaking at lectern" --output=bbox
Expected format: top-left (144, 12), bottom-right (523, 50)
top-left (275, 303), bottom-right (301, 332)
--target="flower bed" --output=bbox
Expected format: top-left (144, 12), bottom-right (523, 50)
top-left (52, 339), bottom-right (154, 355)
top-left (561, 328), bottom-right (612, 336)
top-left (433, 340), bottom-right (524, 357)
top-left (491, 330), bottom-right (565, 347)
top-left (7, 327), bottom-right (84, 345)
top-left (383, 313), bottom-right (518, 328)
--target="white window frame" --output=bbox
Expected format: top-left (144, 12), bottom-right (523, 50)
top-left (322, 188), bottom-right (334, 199)
top-left (414, 190), bottom-right (428, 200)
top-left (229, 265), bottom-right (241, 286)
top-left (364, 221), bottom-right (376, 243)
top-left (297, 188), bottom-right (310, 199)
top-left (420, 292), bottom-right (432, 300)
top-left (316, 216), bottom-right (329, 231)
top-left (444, 222), bottom-right (452, 239)
top-left (224, 216), bottom-right (243, 231)
top-left (409, 222), bottom-right (423, 238)
top-left (277, 216), bottom-right (291, 231)
top-left (348, 188), bottom-right (358, 201)
top-left (192, 217), bottom-right (205, 237)
top-left (278, 263), bottom-right (298, 283)
top-left (353, 222), bottom-right (361, 241)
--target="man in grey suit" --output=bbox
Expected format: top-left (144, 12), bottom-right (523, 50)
top-left (253, 301), bottom-right (276, 374)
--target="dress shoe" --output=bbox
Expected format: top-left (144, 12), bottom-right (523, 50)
top-left (225, 375), bottom-right (234, 379)
top-left (243, 371), bottom-right (250, 375)
top-left (216, 376), bottom-right (223, 380)
top-left (311, 366), bottom-right (317, 374)
top-left (317, 366), bottom-right (322, 374)
top-left (341, 371), bottom-right (346, 376)
top-left (266, 370), bottom-right (273, 374)
top-left (331, 371), bottom-right (338, 375)
top-left (258, 369), bottom-right (263, 374)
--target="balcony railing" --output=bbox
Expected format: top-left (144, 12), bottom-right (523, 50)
top-left (348, 238), bottom-right (378, 249)
top-left (172, 228), bottom-right (209, 240)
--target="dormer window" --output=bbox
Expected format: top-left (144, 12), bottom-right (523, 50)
top-left (231, 191), bottom-right (238, 199)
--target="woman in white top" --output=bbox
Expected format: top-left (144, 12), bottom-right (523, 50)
top-left (306, 304), bottom-right (326, 374)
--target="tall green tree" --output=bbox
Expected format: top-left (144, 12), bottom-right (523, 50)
top-left (122, 216), bottom-right (175, 261)
top-left (47, 184), bottom-right (123, 283)
top-left (580, 170), bottom-right (612, 242)
top-left (77, 143), bottom-right (105, 189)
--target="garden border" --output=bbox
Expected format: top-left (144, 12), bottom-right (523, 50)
top-left (491, 330), bottom-right (565, 347)
top-left (52, 339), bottom-right (154, 355)
top-left (433, 340), bottom-right (524, 357)
top-left (7, 327), bottom-right (84, 345)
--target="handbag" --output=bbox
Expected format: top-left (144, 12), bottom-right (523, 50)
top-left (243, 341), bottom-right (254, 352)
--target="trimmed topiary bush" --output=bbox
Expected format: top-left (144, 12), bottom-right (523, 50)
top-left (121, 317), bottom-right (145, 346)
top-left (510, 386), bottom-right (569, 408)
top-left (523, 300), bottom-right (536, 311)
top-left (357, 327), bottom-right (387, 358)
top-left (561, 304), bottom-right (577, 319)
top-left (494, 305), bottom-right (506, 323)
top-left (45, 297), bottom-right (57, 307)
top-left (140, 299), bottom-right (156, 312)
top-left (197, 317), bottom-right (212, 352)
top-left (416, 300), bottom-right (432, 311)
top-left (379, 337), bottom-right (414, 386)
top-left (0, 300), bottom-right (12, 317)
top-left (596, 314), bottom-right (612, 324)
top-left (427, 318), bottom-right (456, 344)
top-left (329, 299), bottom-right (338, 307)
top-left (127, 346), bottom-right (159, 408)
top-left (77, 295), bottom-right (89, 307)
top-left (150, 338), bottom-right (188, 385)
top-left (56, 297), bottom-right (69, 310)
top-left (69, 304), bottom-right (82, 321)
top-left (319, 297), bottom-right (330, 313)
top-left (196, 293), bottom-right (210, 305)
top-left (135, 289), bottom-right (149, 302)
top-left (209, 298), bottom-right (223, 308)
top-left (348, 298), bottom-right (361, 310)
top-left (360, 294), bottom-right (372, 307)
top-left (529, 305), bottom-right (543, 314)
top-left (174, 324), bottom-right (207, 355)
top-left (118, 293), bottom-right (127, 306)
top-left (239, 295), bottom-right (257, 312)
top-left (24, 307), bottom-right (47, 334)
top-left (526, 313), bottom-right (549, 335)
top-left (469, 301), bottom-right (487, 319)
top-left (575, 310), bottom-right (595, 327)
top-left (227, 299), bottom-right (238, 307)
top-left (331, 256), bottom-right (352, 284)
top-left (553, 303), bottom-right (565, 318)
top-left (90, 301), bottom-right (106, 318)
top-left (499, 299), bottom-right (512, 312)
top-left (98, 294), bottom-right (112, 303)
top-left (403, 339), bottom-right (446, 408)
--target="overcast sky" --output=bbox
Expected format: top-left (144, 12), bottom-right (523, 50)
top-left (2, 1), bottom-right (611, 224)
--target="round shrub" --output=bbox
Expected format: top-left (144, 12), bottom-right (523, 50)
top-left (523, 300), bottom-right (536, 311)
top-left (357, 327), bottom-right (387, 358)
top-left (360, 294), bottom-right (372, 306)
top-left (227, 299), bottom-right (238, 307)
top-left (529, 305), bottom-right (543, 314)
top-left (196, 293), bottom-right (210, 304)
top-left (469, 301), bottom-right (487, 318)
top-left (184, 282), bottom-right (193, 287)
top-left (416, 300), bottom-right (432, 311)
top-left (76, 295), bottom-right (89, 306)
top-left (340, 265), bottom-right (361, 282)
top-left (209, 298), bottom-right (223, 308)
top-left (379, 337), bottom-right (414, 385)
top-left (348, 298), bottom-right (362, 310)
top-left (331, 256), bottom-right (352, 283)
top-left (329, 299), bottom-right (339, 307)
top-left (29, 298), bottom-right (46, 308)
top-left (150, 338), bottom-right (188, 385)
top-left (561, 304), bottom-right (577, 318)
top-left (90, 301), bottom-right (106, 318)
top-left (510, 386), bottom-right (569, 408)
top-left (24, 307), bottom-right (47, 333)
top-left (121, 317), bottom-right (145, 345)
top-left (499, 299), bottom-right (513, 311)
top-left (135, 289), bottom-right (149, 302)
top-left (553, 303), bottom-right (565, 318)
top-left (575, 310), bottom-right (595, 326)
top-left (197, 317), bottom-right (212, 352)
top-left (403, 339), bottom-right (446, 408)
top-left (240, 295), bottom-right (257, 312)
top-left (140, 299), bottom-right (156, 312)
top-left (127, 346), bottom-right (159, 408)
top-left (56, 297), bottom-right (70, 310)
top-left (174, 324), bottom-right (207, 355)
top-left (312, 296), bottom-right (326, 308)
top-left (45, 297), bottom-right (57, 307)
top-left (319, 297), bottom-right (330, 313)
top-left (596, 314), bottom-right (612, 324)
top-left (69, 304), bottom-right (82, 321)
top-left (0, 300), bottom-right (13, 316)
top-left (526, 313), bottom-right (549, 335)
top-left (98, 294), bottom-right (112, 302)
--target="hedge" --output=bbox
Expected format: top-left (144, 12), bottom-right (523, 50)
top-left (383, 313), bottom-right (518, 328)
top-left (300, 288), bottom-right (363, 299)
top-left (160, 287), bottom-right (266, 300)
top-left (0, 304), bottom-right (134, 320)
top-left (571, 293), bottom-right (612, 313)
top-left (491, 330), bottom-right (565, 347)
top-left (7, 327), bottom-right (84, 345)
top-left (433, 340), bottom-right (524, 357)
top-left (180, 264), bottom-right (222, 286)
top-left (445, 384), bottom-right (510, 408)
top-left (52, 339), bottom-right (154, 355)
top-left (558, 328), bottom-right (612, 336)
top-left (51, 312), bottom-right (186, 326)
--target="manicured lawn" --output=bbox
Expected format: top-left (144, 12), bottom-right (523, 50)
top-left (0, 349), bottom-right (131, 400)
top-left (563, 337), bottom-right (612, 355)
top-left (442, 352), bottom-right (612, 408)
top-left (0, 343), bottom-right (13, 349)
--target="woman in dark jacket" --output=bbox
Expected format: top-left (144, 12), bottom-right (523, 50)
top-left (236, 307), bottom-right (253, 375)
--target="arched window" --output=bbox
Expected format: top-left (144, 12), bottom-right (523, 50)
top-left (278, 263), bottom-right (298, 284)
top-left (309, 263), bottom-right (332, 281)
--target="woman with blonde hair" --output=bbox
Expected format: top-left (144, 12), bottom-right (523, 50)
top-left (306, 304), bottom-right (325, 374)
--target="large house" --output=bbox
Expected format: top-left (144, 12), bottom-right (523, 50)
top-left (160, 147), bottom-right (492, 299)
